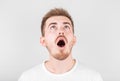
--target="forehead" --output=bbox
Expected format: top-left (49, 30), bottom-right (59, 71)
top-left (45, 16), bottom-right (72, 25)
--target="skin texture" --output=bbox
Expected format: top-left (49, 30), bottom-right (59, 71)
top-left (40, 16), bottom-right (76, 74)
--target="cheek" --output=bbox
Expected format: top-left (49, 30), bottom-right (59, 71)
top-left (68, 35), bottom-right (76, 46)
top-left (45, 30), bottom-right (56, 38)
top-left (44, 34), bottom-right (55, 44)
top-left (45, 28), bottom-right (57, 35)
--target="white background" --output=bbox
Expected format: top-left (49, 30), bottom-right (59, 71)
top-left (0, 0), bottom-right (120, 81)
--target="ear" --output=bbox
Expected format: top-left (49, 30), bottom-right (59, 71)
top-left (73, 36), bottom-right (76, 45)
top-left (40, 37), bottom-right (46, 47)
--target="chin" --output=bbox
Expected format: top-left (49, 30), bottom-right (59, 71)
top-left (53, 52), bottom-right (69, 60)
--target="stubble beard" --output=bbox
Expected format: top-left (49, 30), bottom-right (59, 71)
top-left (51, 47), bottom-right (72, 60)
top-left (53, 51), bottom-right (69, 60)
top-left (47, 44), bottom-right (72, 60)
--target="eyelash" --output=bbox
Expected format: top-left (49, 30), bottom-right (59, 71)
top-left (49, 25), bottom-right (70, 30)
top-left (50, 26), bottom-right (56, 29)
top-left (64, 25), bottom-right (70, 28)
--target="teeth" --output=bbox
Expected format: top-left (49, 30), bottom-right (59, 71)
top-left (57, 40), bottom-right (65, 47)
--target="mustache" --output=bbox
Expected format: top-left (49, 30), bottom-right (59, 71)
top-left (55, 35), bottom-right (67, 43)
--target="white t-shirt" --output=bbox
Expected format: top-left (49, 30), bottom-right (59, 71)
top-left (18, 59), bottom-right (103, 81)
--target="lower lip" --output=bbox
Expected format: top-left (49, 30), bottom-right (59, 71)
top-left (57, 45), bottom-right (65, 49)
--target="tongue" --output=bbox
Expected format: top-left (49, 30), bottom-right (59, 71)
top-left (57, 40), bottom-right (65, 47)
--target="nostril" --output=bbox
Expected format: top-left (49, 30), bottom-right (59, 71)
top-left (59, 32), bottom-right (64, 35)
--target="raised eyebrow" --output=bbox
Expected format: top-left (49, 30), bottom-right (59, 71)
top-left (48, 22), bottom-right (57, 27)
top-left (63, 22), bottom-right (72, 26)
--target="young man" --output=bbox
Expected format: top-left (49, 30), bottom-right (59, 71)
top-left (18, 8), bottom-right (103, 81)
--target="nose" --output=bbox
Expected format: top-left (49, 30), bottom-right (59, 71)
top-left (59, 27), bottom-right (64, 35)
top-left (59, 32), bottom-right (64, 35)
top-left (58, 27), bottom-right (64, 35)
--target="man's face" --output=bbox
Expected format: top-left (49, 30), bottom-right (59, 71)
top-left (40, 16), bottom-right (76, 60)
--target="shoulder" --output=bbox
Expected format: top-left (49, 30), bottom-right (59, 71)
top-left (75, 60), bottom-right (103, 81)
top-left (18, 64), bottom-right (42, 81)
top-left (23, 64), bottom-right (42, 75)
top-left (76, 60), bottom-right (99, 74)
top-left (77, 64), bottom-right (99, 75)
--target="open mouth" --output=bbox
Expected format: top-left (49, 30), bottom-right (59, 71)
top-left (57, 40), bottom-right (65, 47)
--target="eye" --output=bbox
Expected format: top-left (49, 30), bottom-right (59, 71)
top-left (64, 25), bottom-right (70, 29)
top-left (50, 25), bottom-right (57, 30)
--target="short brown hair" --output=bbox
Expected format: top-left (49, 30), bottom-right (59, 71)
top-left (41, 8), bottom-right (74, 36)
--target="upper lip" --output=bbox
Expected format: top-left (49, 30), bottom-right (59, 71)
top-left (55, 36), bottom-right (67, 45)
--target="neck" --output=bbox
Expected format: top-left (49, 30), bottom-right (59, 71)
top-left (45, 54), bottom-right (76, 74)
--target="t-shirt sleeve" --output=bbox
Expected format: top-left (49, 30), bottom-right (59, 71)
top-left (18, 74), bottom-right (24, 81)
top-left (93, 72), bottom-right (103, 81)
top-left (18, 73), bottom-right (27, 81)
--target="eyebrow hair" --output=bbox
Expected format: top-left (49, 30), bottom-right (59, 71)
top-left (63, 22), bottom-right (72, 26)
top-left (48, 22), bottom-right (57, 27)
top-left (48, 22), bottom-right (72, 27)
